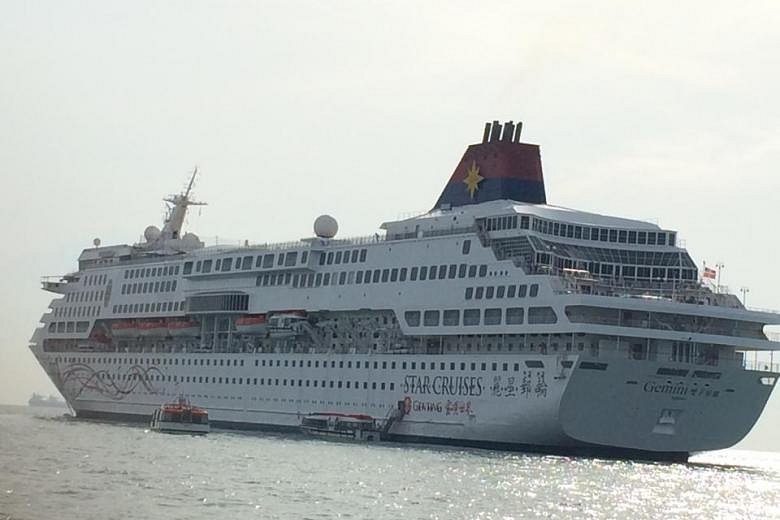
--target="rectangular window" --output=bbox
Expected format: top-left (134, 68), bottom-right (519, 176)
top-left (484, 308), bottom-right (502, 325)
top-left (465, 287), bottom-right (473, 300)
top-left (463, 309), bottom-right (480, 326)
top-left (381, 269), bottom-right (389, 282)
top-left (405, 311), bottom-right (421, 327)
top-left (518, 284), bottom-right (527, 297)
top-left (462, 240), bottom-right (471, 254)
top-left (496, 286), bottom-right (505, 298)
top-left (486, 286), bottom-right (495, 299)
top-left (443, 310), bottom-right (460, 326)
top-left (419, 266), bottom-right (428, 280)
top-left (410, 267), bottom-right (418, 281)
top-left (399, 267), bottom-right (407, 281)
top-left (507, 285), bottom-right (516, 298)
top-left (263, 254), bottom-right (275, 268)
top-left (423, 310), bottom-right (440, 326)
top-left (506, 307), bottom-right (524, 324)
top-left (390, 268), bottom-right (398, 282)
top-left (356, 271), bottom-right (364, 284)
top-left (183, 262), bottom-right (193, 275)
top-left (529, 284), bottom-right (539, 297)
top-left (202, 260), bottom-right (212, 273)
top-left (475, 287), bottom-right (484, 299)
top-left (478, 265), bottom-right (487, 277)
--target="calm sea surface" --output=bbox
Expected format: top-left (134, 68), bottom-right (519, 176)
top-left (1, 405), bottom-right (779, 520)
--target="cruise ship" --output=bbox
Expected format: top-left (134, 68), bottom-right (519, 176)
top-left (30, 120), bottom-right (780, 461)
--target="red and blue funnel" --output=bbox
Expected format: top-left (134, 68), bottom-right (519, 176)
top-left (434, 120), bottom-right (547, 209)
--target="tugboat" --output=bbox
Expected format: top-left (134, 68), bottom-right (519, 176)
top-left (150, 396), bottom-right (209, 435)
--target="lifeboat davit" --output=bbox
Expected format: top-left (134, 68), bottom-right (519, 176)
top-left (235, 314), bottom-right (268, 335)
top-left (168, 319), bottom-right (200, 337)
top-left (137, 319), bottom-right (168, 337)
top-left (111, 320), bottom-right (138, 338)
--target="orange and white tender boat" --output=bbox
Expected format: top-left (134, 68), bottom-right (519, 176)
top-left (137, 319), bottom-right (168, 337)
top-left (167, 319), bottom-right (200, 337)
top-left (234, 314), bottom-right (268, 335)
top-left (110, 320), bottom-right (138, 338)
top-left (150, 396), bottom-right (209, 435)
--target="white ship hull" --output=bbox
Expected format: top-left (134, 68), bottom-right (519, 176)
top-left (31, 346), bottom-right (777, 460)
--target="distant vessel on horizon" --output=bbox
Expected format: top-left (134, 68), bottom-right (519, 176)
top-left (28, 393), bottom-right (68, 408)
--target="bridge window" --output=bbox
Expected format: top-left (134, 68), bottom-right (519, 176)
top-left (405, 311), bottom-right (421, 327)
top-left (463, 309), bottom-right (480, 326)
top-left (423, 310), bottom-right (440, 327)
top-left (506, 307), bottom-right (524, 325)
top-left (443, 310), bottom-right (460, 326)
top-left (484, 308), bottom-right (502, 325)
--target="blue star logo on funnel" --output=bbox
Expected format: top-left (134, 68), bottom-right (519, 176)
top-left (463, 160), bottom-right (484, 199)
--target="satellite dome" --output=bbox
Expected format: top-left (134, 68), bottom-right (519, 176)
top-left (182, 232), bottom-right (201, 245)
top-left (314, 215), bottom-right (338, 238)
top-left (144, 225), bottom-right (161, 243)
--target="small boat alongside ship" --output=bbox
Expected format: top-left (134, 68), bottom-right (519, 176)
top-left (150, 397), bottom-right (209, 435)
top-left (300, 413), bottom-right (383, 441)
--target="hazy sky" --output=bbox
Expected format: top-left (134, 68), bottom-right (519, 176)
top-left (1, 1), bottom-right (779, 450)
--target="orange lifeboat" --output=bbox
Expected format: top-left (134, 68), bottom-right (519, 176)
top-left (168, 319), bottom-right (200, 337)
top-left (137, 319), bottom-right (168, 337)
top-left (110, 320), bottom-right (138, 338)
top-left (235, 314), bottom-right (268, 335)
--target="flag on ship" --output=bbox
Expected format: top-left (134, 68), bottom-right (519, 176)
top-left (703, 267), bottom-right (717, 279)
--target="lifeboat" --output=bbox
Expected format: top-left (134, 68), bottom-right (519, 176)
top-left (168, 319), bottom-right (201, 337)
top-left (300, 412), bottom-right (381, 441)
top-left (150, 396), bottom-right (209, 435)
top-left (110, 320), bottom-right (138, 338)
top-left (137, 319), bottom-right (168, 337)
top-left (235, 314), bottom-right (268, 335)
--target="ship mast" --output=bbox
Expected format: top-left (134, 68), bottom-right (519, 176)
top-left (160, 167), bottom-right (207, 241)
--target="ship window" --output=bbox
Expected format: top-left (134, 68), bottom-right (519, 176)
top-left (242, 256), bottom-right (253, 270)
top-left (315, 273), bottom-right (322, 287)
top-left (651, 232), bottom-right (662, 246)
top-left (486, 287), bottom-right (494, 299)
top-left (657, 233), bottom-right (667, 246)
top-left (529, 284), bottom-right (538, 297)
top-left (618, 230), bottom-right (627, 243)
top-left (599, 229), bottom-right (608, 241)
top-left (468, 265), bottom-right (477, 278)
top-left (339, 272), bottom-right (347, 285)
top-left (405, 311), bottom-right (421, 327)
top-left (506, 307), bottom-right (524, 324)
top-left (419, 266), bottom-right (428, 280)
top-left (638, 232), bottom-right (647, 245)
top-left (496, 286), bottom-right (505, 298)
top-left (423, 310), bottom-right (440, 326)
top-left (478, 265), bottom-right (487, 277)
top-left (465, 287), bottom-right (473, 299)
top-left (183, 262), bottom-right (193, 275)
top-left (390, 268), bottom-right (398, 282)
top-left (381, 269), bottom-right (389, 282)
top-left (372, 270), bottom-right (381, 283)
top-left (484, 308), bottom-right (502, 325)
top-left (323, 273), bottom-right (331, 286)
top-left (399, 267), bottom-right (407, 281)
top-left (475, 287), bottom-right (484, 299)
top-left (410, 267), bottom-right (418, 281)
top-left (356, 271), bottom-right (364, 284)
top-left (439, 265), bottom-right (447, 280)
top-left (443, 310), bottom-right (460, 326)
top-left (263, 254), bottom-right (275, 268)
top-left (202, 260), bottom-right (212, 273)
top-left (668, 233), bottom-right (676, 246)
top-left (350, 250), bottom-right (358, 263)
top-left (463, 309), bottom-right (480, 326)
top-left (462, 240), bottom-right (471, 254)
top-left (429, 266), bottom-right (437, 279)
top-left (458, 264), bottom-right (467, 278)
top-left (357, 249), bottom-right (366, 262)
top-left (335, 251), bottom-right (342, 264)
top-left (301, 251), bottom-right (309, 264)
top-left (528, 306), bottom-right (557, 324)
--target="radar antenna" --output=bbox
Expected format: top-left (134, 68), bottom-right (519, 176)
top-left (159, 166), bottom-right (207, 241)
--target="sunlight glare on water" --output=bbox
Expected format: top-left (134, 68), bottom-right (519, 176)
top-left (1, 406), bottom-right (778, 520)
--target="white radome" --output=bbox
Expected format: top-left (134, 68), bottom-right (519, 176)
top-left (314, 214), bottom-right (338, 238)
top-left (144, 225), bottom-right (162, 243)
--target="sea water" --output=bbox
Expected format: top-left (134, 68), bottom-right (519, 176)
top-left (1, 405), bottom-right (778, 520)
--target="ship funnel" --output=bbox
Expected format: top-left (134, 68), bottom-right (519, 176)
top-left (433, 119), bottom-right (546, 209)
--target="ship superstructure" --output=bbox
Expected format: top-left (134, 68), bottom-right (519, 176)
top-left (30, 121), bottom-right (780, 460)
